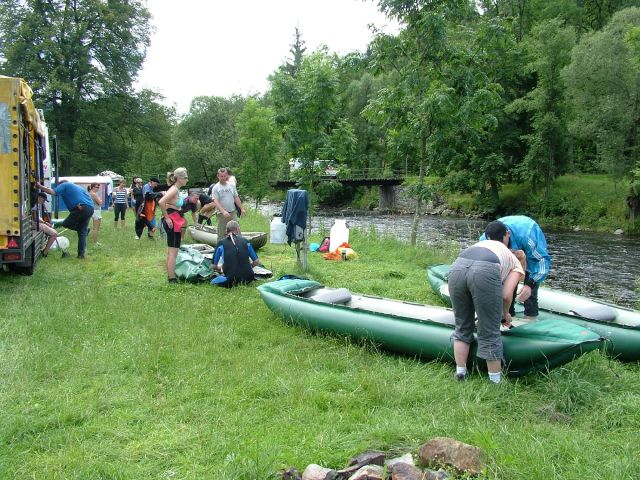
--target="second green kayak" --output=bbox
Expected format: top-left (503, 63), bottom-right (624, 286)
top-left (427, 264), bottom-right (640, 362)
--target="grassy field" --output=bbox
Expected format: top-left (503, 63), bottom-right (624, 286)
top-left (1, 210), bottom-right (639, 479)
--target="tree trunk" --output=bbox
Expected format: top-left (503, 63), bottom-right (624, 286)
top-left (410, 157), bottom-right (426, 246)
top-left (627, 194), bottom-right (640, 222)
top-left (545, 143), bottom-right (554, 201)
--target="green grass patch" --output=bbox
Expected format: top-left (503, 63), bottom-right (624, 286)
top-left (1, 210), bottom-right (639, 479)
top-left (443, 174), bottom-right (640, 233)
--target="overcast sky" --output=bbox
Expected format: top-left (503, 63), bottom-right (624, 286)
top-left (136, 0), bottom-right (399, 115)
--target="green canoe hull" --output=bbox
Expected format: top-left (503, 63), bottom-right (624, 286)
top-left (258, 279), bottom-right (602, 377)
top-left (427, 264), bottom-right (640, 362)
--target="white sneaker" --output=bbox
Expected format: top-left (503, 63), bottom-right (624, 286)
top-left (134, 236), bottom-right (140, 240)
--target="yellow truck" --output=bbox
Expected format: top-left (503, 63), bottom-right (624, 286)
top-left (0, 75), bottom-right (51, 274)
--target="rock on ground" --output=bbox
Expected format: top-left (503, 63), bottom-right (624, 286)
top-left (418, 437), bottom-right (482, 476)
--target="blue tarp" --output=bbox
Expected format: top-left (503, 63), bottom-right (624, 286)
top-left (281, 189), bottom-right (309, 246)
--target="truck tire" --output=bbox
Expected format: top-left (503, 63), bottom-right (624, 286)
top-left (9, 243), bottom-right (37, 276)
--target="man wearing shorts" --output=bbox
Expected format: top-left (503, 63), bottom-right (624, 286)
top-left (448, 221), bottom-right (524, 384)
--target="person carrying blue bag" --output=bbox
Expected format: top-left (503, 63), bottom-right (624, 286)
top-left (480, 216), bottom-right (551, 320)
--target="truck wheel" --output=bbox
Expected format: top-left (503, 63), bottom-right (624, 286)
top-left (10, 244), bottom-right (36, 276)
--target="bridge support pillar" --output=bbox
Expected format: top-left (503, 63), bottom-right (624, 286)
top-left (379, 185), bottom-right (396, 211)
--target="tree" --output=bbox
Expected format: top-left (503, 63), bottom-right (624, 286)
top-left (0, 0), bottom-right (152, 175)
top-left (283, 27), bottom-right (307, 77)
top-left (69, 89), bottom-right (175, 176)
top-left (563, 7), bottom-right (640, 220)
top-left (367, 1), bottom-right (503, 243)
top-left (270, 50), bottom-right (341, 192)
top-left (342, 72), bottom-right (389, 172)
top-left (237, 99), bottom-right (281, 207)
top-left (170, 96), bottom-right (245, 185)
top-left (509, 19), bottom-right (575, 200)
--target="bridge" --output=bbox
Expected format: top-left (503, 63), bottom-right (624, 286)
top-left (272, 168), bottom-right (405, 210)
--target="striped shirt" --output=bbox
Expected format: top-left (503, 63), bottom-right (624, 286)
top-left (114, 187), bottom-right (128, 204)
top-left (474, 240), bottom-right (524, 282)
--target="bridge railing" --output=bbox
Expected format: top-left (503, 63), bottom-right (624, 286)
top-left (276, 167), bottom-right (402, 182)
top-left (339, 168), bottom-right (403, 180)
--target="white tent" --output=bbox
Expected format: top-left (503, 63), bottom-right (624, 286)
top-left (55, 176), bottom-right (111, 211)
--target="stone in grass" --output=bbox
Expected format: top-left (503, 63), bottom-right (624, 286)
top-left (280, 466), bottom-right (302, 480)
top-left (419, 437), bottom-right (482, 476)
top-left (347, 451), bottom-right (386, 468)
top-left (347, 464), bottom-right (384, 480)
top-left (390, 462), bottom-right (449, 480)
top-left (302, 464), bottom-right (337, 480)
top-left (385, 453), bottom-right (414, 468)
top-left (389, 462), bottom-right (424, 480)
top-left (334, 451), bottom-right (386, 479)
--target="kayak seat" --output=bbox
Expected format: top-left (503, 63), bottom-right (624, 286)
top-left (568, 304), bottom-right (617, 322)
top-left (309, 288), bottom-right (352, 305)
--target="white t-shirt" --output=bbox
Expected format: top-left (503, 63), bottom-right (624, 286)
top-left (210, 182), bottom-right (238, 213)
top-left (474, 240), bottom-right (524, 282)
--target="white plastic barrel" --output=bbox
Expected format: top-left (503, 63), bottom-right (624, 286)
top-left (329, 219), bottom-right (349, 252)
top-left (270, 216), bottom-right (287, 244)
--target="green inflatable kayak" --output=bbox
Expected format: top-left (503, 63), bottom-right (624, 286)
top-left (427, 264), bottom-right (640, 362)
top-left (258, 278), bottom-right (602, 377)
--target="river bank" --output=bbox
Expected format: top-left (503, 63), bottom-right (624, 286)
top-left (319, 173), bottom-right (639, 235)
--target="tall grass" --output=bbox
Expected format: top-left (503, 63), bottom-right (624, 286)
top-left (1, 210), bottom-right (639, 479)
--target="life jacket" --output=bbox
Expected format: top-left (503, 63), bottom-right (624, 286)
top-left (142, 198), bottom-right (156, 219)
top-left (220, 234), bottom-right (255, 286)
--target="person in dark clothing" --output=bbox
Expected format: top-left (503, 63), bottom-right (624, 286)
top-left (180, 191), bottom-right (201, 224)
top-left (130, 177), bottom-right (142, 210)
top-left (134, 177), bottom-right (163, 239)
top-left (179, 191), bottom-right (216, 226)
top-left (211, 220), bottom-right (260, 288)
top-left (197, 192), bottom-right (216, 225)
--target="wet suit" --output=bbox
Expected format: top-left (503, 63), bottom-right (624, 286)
top-left (211, 234), bottom-right (258, 287)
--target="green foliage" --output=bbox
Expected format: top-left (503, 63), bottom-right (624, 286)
top-left (270, 49), bottom-right (342, 192)
top-left (563, 8), bottom-right (640, 216)
top-left (342, 72), bottom-right (389, 171)
top-left (170, 96), bottom-right (245, 184)
top-left (508, 19), bottom-right (575, 199)
top-left (72, 89), bottom-right (176, 176)
top-left (237, 99), bottom-right (281, 206)
top-left (0, 0), bottom-right (152, 175)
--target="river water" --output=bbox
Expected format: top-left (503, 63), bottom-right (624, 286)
top-left (260, 205), bottom-right (640, 308)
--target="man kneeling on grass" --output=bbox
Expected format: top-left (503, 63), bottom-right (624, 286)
top-left (211, 220), bottom-right (260, 288)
